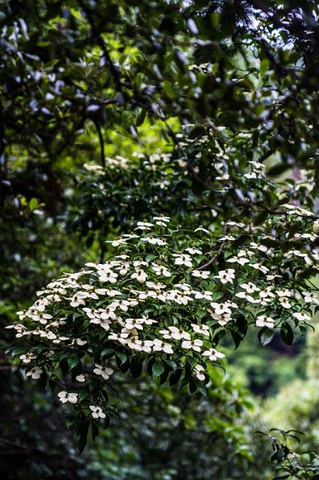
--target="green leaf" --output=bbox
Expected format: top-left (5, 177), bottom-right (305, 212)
top-left (136, 109), bottom-right (146, 127)
top-left (67, 356), bottom-right (80, 370)
top-left (258, 328), bottom-right (275, 346)
top-left (29, 197), bottom-right (38, 211)
top-left (77, 420), bottom-right (89, 454)
top-left (260, 58), bottom-right (269, 77)
top-left (189, 378), bottom-right (197, 394)
top-left (169, 369), bottom-right (182, 386)
top-left (152, 361), bottom-right (165, 378)
top-left (280, 323), bottom-right (294, 345)
top-left (130, 357), bottom-right (143, 378)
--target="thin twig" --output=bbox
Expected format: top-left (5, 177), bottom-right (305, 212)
top-left (197, 244), bottom-right (225, 271)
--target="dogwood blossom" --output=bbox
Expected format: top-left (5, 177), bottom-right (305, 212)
top-left (256, 315), bottom-right (275, 328)
top-left (90, 405), bottom-right (106, 419)
top-left (214, 269), bottom-right (236, 284)
top-left (58, 391), bottom-right (78, 404)
top-left (26, 366), bottom-right (43, 379)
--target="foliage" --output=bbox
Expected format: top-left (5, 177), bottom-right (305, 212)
top-left (1, 0), bottom-right (319, 478)
top-left (259, 429), bottom-right (319, 480)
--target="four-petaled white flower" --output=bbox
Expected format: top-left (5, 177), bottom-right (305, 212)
top-left (90, 405), bottom-right (106, 419)
top-left (153, 339), bottom-right (174, 354)
top-left (191, 323), bottom-right (210, 336)
top-left (75, 374), bottom-right (86, 382)
top-left (194, 364), bottom-right (206, 381)
top-left (292, 312), bottom-right (311, 322)
top-left (131, 269), bottom-right (148, 283)
top-left (58, 391), bottom-right (78, 404)
top-left (99, 270), bottom-right (118, 284)
top-left (191, 270), bottom-right (210, 279)
top-left (256, 315), bottom-right (275, 328)
top-left (26, 366), bottom-right (43, 379)
top-left (141, 237), bottom-right (167, 246)
top-left (160, 326), bottom-right (190, 341)
top-left (135, 221), bottom-right (154, 231)
top-left (302, 291), bottom-right (319, 304)
top-left (202, 348), bottom-right (225, 361)
top-left (181, 339), bottom-right (203, 352)
top-left (279, 297), bottom-right (291, 309)
top-left (185, 247), bottom-right (202, 255)
top-left (152, 264), bottom-right (171, 277)
top-left (153, 216), bottom-right (170, 226)
top-left (240, 282), bottom-right (260, 293)
top-left (20, 353), bottom-right (37, 363)
top-left (235, 291), bottom-right (257, 303)
top-left (173, 254), bottom-right (193, 267)
top-left (93, 364), bottom-right (114, 380)
top-left (214, 269), bottom-right (236, 284)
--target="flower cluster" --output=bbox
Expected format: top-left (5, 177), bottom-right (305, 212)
top-left (9, 213), bottom-right (318, 421)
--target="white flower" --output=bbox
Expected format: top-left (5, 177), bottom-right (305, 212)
top-left (194, 227), bottom-right (210, 234)
top-left (214, 269), bottom-right (236, 284)
top-left (258, 288), bottom-right (275, 304)
top-left (181, 339), bottom-right (203, 352)
top-left (75, 374), bottom-right (86, 382)
top-left (135, 221), bottom-right (154, 231)
top-left (279, 297), bottom-right (291, 309)
top-left (152, 339), bottom-right (174, 354)
top-left (249, 263), bottom-right (269, 274)
top-left (256, 315), bottom-right (275, 328)
top-left (240, 282), bottom-right (260, 293)
top-left (146, 281), bottom-right (165, 290)
top-left (93, 364), bottom-right (114, 380)
top-left (141, 237), bottom-right (167, 245)
top-left (194, 364), bottom-right (206, 381)
top-left (124, 318), bottom-right (145, 331)
top-left (292, 312), bottom-right (311, 322)
top-left (131, 269), bottom-right (148, 283)
top-left (26, 366), bottom-right (43, 379)
top-left (90, 405), bottom-right (106, 419)
top-left (185, 247), bottom-right (202, 255)
top-left (58, 391), bottom-right (78, 404)
top-left (98, 270), bottom-right (118, 284)
top-left (191, 270), bottom-right (210, 279)
top-left (210, 302), bottom-right (231, 315)
top-left (152, 264), bottom-right (171, 277)
top-left (20, 353), bottom-right (37, 363)
top-left (209, 312), bottom-right (232, 326)
top-left (160, 326), bottom-right (190, 341)
top-left (109, 238), bottom-right (127, 247)
top-left (277, 289), bottom-right (293, 297)
top-left (191, 323), bottom-right (210, 336)
top-left (227, 255), bottom-right (250, 266)
top-left (193, 290), bottom-right (213, 301)
top-left (302, 291), bottom-right (319, 304)
top-left (173, 254), bottom-right (193, 267)
top-left (235, 291), bottom-right (257, 303)
top-left (202, 348), bottom-right (225, 361)
top-left (153, 216), bottom-right (170, 226)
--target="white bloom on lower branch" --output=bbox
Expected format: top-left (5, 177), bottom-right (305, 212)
top-left (181, 339), bottom-right (203, 352)
top-left (90, 405), bottom-right (106, 419)
top-left (93, 364), bottom-right (114, 380)
top-left (202, 348), bottom-right (225, 362)
top-left (58, 391), bottom-right (78, 404)
top-left (214, 269), bottom-right (236, 284)
top-left (26, 366), bottom-right (43, 379)
top-left (194, 364), bottom-right (206, 381)
top-left (256, 315), bottom-right (275, 328)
